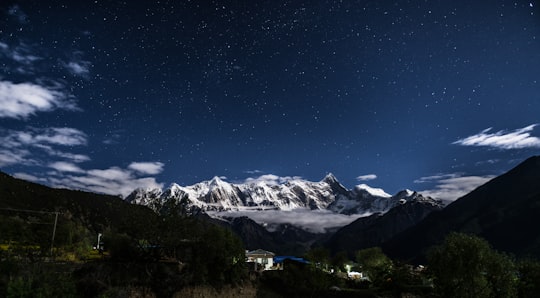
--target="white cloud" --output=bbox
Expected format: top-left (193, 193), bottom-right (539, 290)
top-left (64, 60), bottom-right (91, 76)
top-left (416, 173), bottom-right (495, 204)
top-left (0, 42), bottom-right (40, 66)
top-left (128, 162), bottom-right (165, 175)
top-left (49, 161), bottom-right (84, 173)
top-left (11, 51), bottom-right (40, 65)
top-left (244, 169), bottom-right (263, 174)
top-left (0, 39), bottom-right (89, 110)
top-left (208, 209), bottom-right (367, 233)
top-left (47, 166), bottom-right (164, 198)
top-left (60, 50), bottom-right (92, 77)
top-left (3, 127), bottom-right (88, 147)
top-left (453, 124), bottom-right (540, 149)
top-left (1, 39), bottom-right (91, 80)
top-left (243, 174), bottom-right (302, 185)
top-left (0, 81), bottom-right (77, 119)
top-left (13, 172), bottom-right (45, 183)
top-left (38, 146), bottom-right (90, 163)
top-left (87, 167), bottom-right (133, 181)
top-left (0, 127), bottom-right (89, 167)
top-left (0, 148), bottom-right (33, 167)
top-left (0, 126), bottom-right (164, 197)
top-left (33, 127), bottom-right (88, 146)
top-left (414, 173), bottom-right (460, 184)
top-left (475, 159), bottom-right (500, 166)
top-left (356, 174), bottom-right (377, 181)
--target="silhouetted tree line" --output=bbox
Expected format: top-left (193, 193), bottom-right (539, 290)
top-left (302, 233), bottom-right (540, 297)
top-left (1, 198), bottom-right (246, 297)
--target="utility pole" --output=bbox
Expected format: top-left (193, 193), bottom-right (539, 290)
top-left (0, 208), bottom-right (61, 259)
top-left (50, 211), bottom-right (59, 258)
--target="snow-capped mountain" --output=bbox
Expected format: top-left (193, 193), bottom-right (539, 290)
top-left (125, 173), bottom-right (442, 215)
top-left (325, 191), bottom-right (444, 255)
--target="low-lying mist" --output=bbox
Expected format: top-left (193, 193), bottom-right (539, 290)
top-left (208, 209), bottom-right (371, 233)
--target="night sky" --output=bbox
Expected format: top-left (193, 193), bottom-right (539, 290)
top-left (1, 0), bottom-right (540, 202)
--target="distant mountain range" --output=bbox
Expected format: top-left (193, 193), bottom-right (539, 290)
top-left (3, 155), bottom-right (539, 260)
top-left (125, 157), bottom-right (540, 259)
top-left (125, 173), bottom-right (444, 254)
top-left (125, 173), bottom-right (442, 216)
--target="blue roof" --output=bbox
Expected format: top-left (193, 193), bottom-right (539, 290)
top-left (274, 256), bottom-right (309, 264)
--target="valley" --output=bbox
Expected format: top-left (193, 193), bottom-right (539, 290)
top-left (2, 156), bottom-right (540, 297)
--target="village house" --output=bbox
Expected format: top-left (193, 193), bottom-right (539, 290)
top-left (245, 249), bottom-right (275, 271)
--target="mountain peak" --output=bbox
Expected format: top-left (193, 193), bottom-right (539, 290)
top-left (355, 184), bottom-right (392, 198)
top-left (209, 176), bottom-right (228, 186)
top-left (394, 189), bottom-right (415, 199)
top-left (210, 176), bottom-right (223, 183)
top-left (322, 173), bottom-right (339, 184)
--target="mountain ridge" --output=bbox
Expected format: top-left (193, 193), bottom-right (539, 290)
top-left (325, 191), bottom-right (443, 256)
top-left (382, 155), bottom-right (540, 262)
top-left (126, 174), bottom-right (443, 217)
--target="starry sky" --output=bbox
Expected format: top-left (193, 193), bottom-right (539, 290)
top-left (1, 0), bottom-right (540, 202)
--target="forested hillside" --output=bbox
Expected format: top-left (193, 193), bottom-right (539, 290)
top-left (0, 172), bottom-right (246, 297)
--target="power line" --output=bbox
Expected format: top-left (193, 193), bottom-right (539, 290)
top-left (0, 207), bottom-right (61, 215)
top-left (0, 207), bottom-right (61, 258)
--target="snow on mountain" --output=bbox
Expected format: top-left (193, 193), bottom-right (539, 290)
top-left (124, 174), bottom-right (444, 233)
top-left (326, 184), bottom-right (438, 215)
top-left (355, 184), bottom-right (392, 198)
top-left (125, 174), bottom-right (439, 216)
top-left (126, 187), bottom-right (163, 210)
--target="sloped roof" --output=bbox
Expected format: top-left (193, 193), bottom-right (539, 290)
top-left (246, 249), bottom-right (275, 257)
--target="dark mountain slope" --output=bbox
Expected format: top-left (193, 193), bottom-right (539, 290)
top-left (193, 213), bottom-right (280, 252)
top-left (324, 195), bottom-right (442, 256)
top-left (0, 171), bottom-right (159, 238)
top-left (383, 155), bottom-right (540, 262)
top-left (196, 213), bottom-right (324, 255)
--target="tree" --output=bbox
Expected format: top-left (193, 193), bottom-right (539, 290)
top-left (427, 232), bottom-right (517, 298)
top-left (355, 247), bottom-right (393, 286)
top-left (188, 224), bottom-right (246, 286)
top-left (517, 259), bottom-right (540, 297)
top-left (103, 232), bottom-right (140, 261)
top-left (331, 251), bottom-right (349, 272)
top-left (305, 247), bottom-right (330, 271)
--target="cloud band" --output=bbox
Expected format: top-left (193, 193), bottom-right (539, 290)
top-left (453, 124), bottom-right (540, 149)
